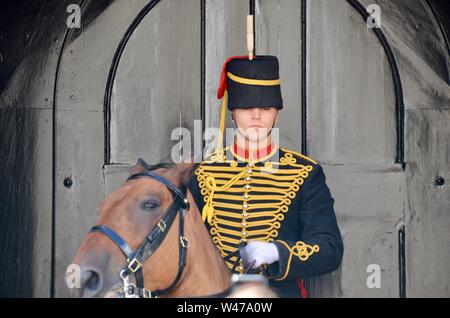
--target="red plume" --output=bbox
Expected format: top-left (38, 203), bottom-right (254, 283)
top-left (217, 55), bottom-right (250, 99)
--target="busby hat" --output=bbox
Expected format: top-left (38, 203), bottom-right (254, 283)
top-left (217, 55), bottom-right (283, 110)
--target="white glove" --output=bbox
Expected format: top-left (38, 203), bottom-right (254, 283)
top-left (244, 241), bottom-right (280, 268)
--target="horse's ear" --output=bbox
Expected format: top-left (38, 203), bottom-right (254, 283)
top-left (172, 161), bottom-right (200, 185)
top-left (129, 158), bottom-right (149, 176)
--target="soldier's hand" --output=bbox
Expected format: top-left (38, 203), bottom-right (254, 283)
top-left (244, 241), bottom-right (279, 268)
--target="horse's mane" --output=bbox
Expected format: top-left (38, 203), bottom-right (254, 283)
top-left (146, 162), bottom-right (175, 171)
top-left (135, 157), bottom-right (174, 172)
top-left (139, 159), bottom-right (199, 173)
top-left (137, 158), bottom-right (199, 187)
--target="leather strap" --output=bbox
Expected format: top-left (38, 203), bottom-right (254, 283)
top-left (90, 173), bottom-right (190, 298)
top-left (127, 172), bottom-right (189, 209)
top-left (90, 225), bottom-right (134, 260)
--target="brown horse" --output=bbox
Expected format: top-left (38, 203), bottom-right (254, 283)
top-left (70, 159), bottom-right (234, 297)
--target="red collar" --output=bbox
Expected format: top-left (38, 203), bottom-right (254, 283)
top-left (231, 143), bottom-right (276, 162)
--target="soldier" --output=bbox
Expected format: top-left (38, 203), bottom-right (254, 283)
top-left (188, 55), bottom-right (343, 298)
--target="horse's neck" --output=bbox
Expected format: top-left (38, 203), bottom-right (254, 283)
top-left (169, 191), bottom-right (231, 297)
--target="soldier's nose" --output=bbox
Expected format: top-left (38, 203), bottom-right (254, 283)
top-left (251, 108), bottom-right (261, 118)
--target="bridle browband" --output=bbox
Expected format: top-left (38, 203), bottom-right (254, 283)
top-left (90, 171), bottom-right (190, 298)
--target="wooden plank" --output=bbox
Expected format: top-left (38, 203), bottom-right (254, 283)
top-left (110, 0), bottom-right (201, 164)
top-left (205, 0), bottom-right (248, 155)
top-left (55, 110), bottom-right (104, 297)
top-left (315, 164), bottom-right (405, 297)
top-left (0, 108), bottom-right (52, 297)
top-left (405, 109), bottom-right (450, 297)
top-left (32, 109), bottom-right (53, 297)
top-left (307, 0), bottom-right (396, 165)
top-left (305, 0), bottom-right (403, 297)
top-left (256, 0), bottom-right (302, 150)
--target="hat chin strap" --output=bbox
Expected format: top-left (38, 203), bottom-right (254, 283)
top-left (215, 90), bottom-right (228, 156)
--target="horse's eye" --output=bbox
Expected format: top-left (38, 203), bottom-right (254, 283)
top-left (142, 200), bottom-right (159, 211)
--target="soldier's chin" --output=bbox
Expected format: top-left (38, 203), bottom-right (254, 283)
top-left (249, 128), bottom-right (271, 141)
top-left (247, 135), bottom-right (269, 144)
top-left (240, 130), bottom-right (266, 143)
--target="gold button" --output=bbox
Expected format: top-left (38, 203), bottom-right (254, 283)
top-left (243, 213), bottom-right (248, 218)
top-left (243, 194), bottom-right (249, 199)
top-left (242, 222), bottom-right (247, 227)
top-left (247, 169), bottom-right (253, 174)
top-left (248, 163), bottom-right (254, 167)
top-left (245, 177), bottom-right (251, 182)
top-left (242, 238), bottom-right (247, 243)
top-left (243, 204), bottom-right (248, 209)
top-left (244, 185), bottom-right (251, 190)
top-left (242, 232), bottom-right (247, 236)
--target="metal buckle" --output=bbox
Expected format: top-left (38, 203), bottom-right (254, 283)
top-left (157, 220), bottom-right (167, 232)
top-left (180, 236), bottom-right (189, 248)
top-left (120, 269), bottom-right (139, 298)
top-left (128, 258), bottom-right (142, 273)
top-left (142, 289), bottom-right (153, 298)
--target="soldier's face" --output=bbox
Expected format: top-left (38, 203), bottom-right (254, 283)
top-left (232, 107), bottom-right (279, 143)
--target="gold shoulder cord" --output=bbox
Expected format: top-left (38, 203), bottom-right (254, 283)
top-left (279, 147), bottom-right (318, 165)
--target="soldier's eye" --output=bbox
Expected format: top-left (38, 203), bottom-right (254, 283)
top-left (141, 200), bottom-right (159, 211)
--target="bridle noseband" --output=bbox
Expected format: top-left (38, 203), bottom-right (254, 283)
top-left (90, 171), bottom-right (190, 298)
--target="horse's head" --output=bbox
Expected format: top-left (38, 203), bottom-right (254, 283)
top-left (70, 158), bottom-right (197, 297)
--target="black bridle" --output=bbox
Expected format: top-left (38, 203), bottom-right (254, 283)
top-left (90, 171), bottom-right (190, 298)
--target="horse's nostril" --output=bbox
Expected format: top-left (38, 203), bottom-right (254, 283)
top-left (85, 271), bottom-right (100, 291)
